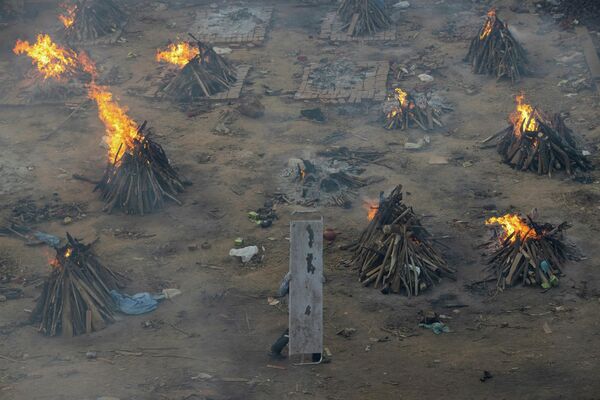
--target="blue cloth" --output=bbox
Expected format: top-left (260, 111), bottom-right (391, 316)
top-left (419, 322), bottom-right (450, 335)
top-left (33, 231), bottom-right (60, 247)
top-left (110, 290), bottom-right (158, 315)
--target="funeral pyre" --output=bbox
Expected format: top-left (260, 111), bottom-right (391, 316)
top-left (31, 234), bottom-right (127, 336)
top-left (349, 185), bottom-right (455, 296)
top-left (13, 32), bottom-right (185, 213)
top-left (383, 88), bottom-right (451, 131)
top-left (278, 156), bottom-right (382, 208)
top-left (60, 0), bottom-right (127, 43)
top-left (465, 9), bottom-right (527, 82)
top-left (337, 0), bottom-right (392, 36)
top-left (485, 94), bottom-right (592, 176)
top-left (12, 34), bottom-right (92, 102)
top-left (156, 39), bottom-right (237, 102)
top-left (484, 213), bottom-right (572, 290)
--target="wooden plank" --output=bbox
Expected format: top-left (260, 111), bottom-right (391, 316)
top-left (289, 219), bottom-right (323, 356)
top-left (576, 26), bottom-right (600, 91)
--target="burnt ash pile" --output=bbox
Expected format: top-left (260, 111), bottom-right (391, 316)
top-left (9, 196), bottom-right (85, 223)
top-left (308, 60), bottom-right (366, 92)
top-left (278, 157), bottom-right (381, 208)
top-left (31, 234), bottom-right (127, 336)
top-left (465, 9), bottom-right (527, 82)
top-left (337, 0), bottom-right (392, 36)
top-left (95, 121), bottom-right (185, 215)
top-left (63, 0), bottom-right (127, 43)
top-left (350, 185), bottom-right (455, 296)
top-left (161, 40), bottom-right (237, 103)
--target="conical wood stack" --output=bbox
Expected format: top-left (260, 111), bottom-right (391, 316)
top-left (31, 233), bottom-right (127, 336)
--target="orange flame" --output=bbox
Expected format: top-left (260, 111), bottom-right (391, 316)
top-left (88, 83), bottom-right (142, 163)
top-left (59, 3), bottom-right (77, 28)
top-left (486, 213), bottom-right (539, 243)
top-left (156, 42), bottom-right (199, 68)
top-left (13, 34), bottom-right (77, 79)
top-left (510, 94), bottom-right (539, 138)
top-left (479, 8), bottom-right (496, 39)
top-left (363, 200), bottom-right (379, 221)
top-left (394, 88), bottom-right (408, 108)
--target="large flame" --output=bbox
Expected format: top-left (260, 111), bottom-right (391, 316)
top-left (510, 94), bottom-right (539, 138)
top-left (480, 8), bottom-right (496, 39)
top-left (156, 42), bottom-right (199, 68)
top-left (486, 213), bottom-right (539, 243)
top-left (13, 34), bottom-right (77, 79)
top-left (88, 83), bottom-right (142, 162)
top-left (363, 200), bottom-right (379, 221)
top-left (59, 3), bottom-right (77, 28)
top-left (394, 88), bottom-right (408, 108)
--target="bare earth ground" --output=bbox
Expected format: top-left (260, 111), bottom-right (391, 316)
top-left (1, 0), bottom-right (600, 399)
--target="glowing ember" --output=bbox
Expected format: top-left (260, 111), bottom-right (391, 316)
top-left (88, 83), bottom-right (142, 163)
top-left (480, 8), bottom-right (496, 39)
top-left (363, 200), bottom-right (379, 221)
top-left (156, 42), bottom-right (199, 68)
top-left (486, 213), bottom-right (539, 243)
top-left (510, 94), bottom-right (539, 138)
top-left (59, 3), bottom-right (77, 28)
top-left (13, 34), bottom-right (77, 79)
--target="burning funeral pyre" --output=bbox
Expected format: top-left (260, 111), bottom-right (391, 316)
top-left (383, 88), bottom-right (451, 131)
top-left (90, 84), bottom-right (185, 214)
top-left (484, 213), bottom-right (572, 290)
top-left (336, 0), bottom-right (392, 37)
top-left (156, 39), bottom-right (237, 102)
top-left (349, 185), bottom-right (455, 296)
top-left (465, 9), bottom-right (527, 82)
top-left (486, 94), bottom-right (592, 176)
top-left (60, 0), bottom-right (127, 43)
top-left (31, 234), bottom-right (127, 336)
top-left (13, 32), bottom-right (185, 213)
top-left (12, 34), bottom-right (92, 102)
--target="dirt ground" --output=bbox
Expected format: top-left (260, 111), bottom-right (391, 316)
top-left (1, 0), bottom-right (600, 399)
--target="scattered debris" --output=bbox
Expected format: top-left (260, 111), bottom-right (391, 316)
top-left (480, 370), bottom-right (493, 382)
top-left (237, 96), bottom-right (265, 118)
top-left (229, 246), bottom-right (259, 263)
top-left (337, 327), bottom-right (357, 338)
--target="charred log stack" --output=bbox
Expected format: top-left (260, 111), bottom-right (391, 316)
top-left (95, 121), bottom-right (185, 215)
top-left (465, 9), bottom-right (527, 82)
top-left (161, 40), bottom-right (237, 103)
top-left (484, 213), bottom-right (571, 290)
top-left (62, 0), bottom-right (127, 43)
top-left (383, 88), bottom-right (446, 131)
top-left (31, 233), bottom-right (127, 336)
top-left (350, 185), bottom-right (455, 296)
top-left (337, 0), bottom-right (392, 36)
top-left (486, 95), bottom-right (592, 176)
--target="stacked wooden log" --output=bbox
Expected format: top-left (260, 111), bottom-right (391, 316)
top-left (161, 39), bottom-right (237, 103)
top-left (384, 88), bottom-right (445, 131)
top-left (485, 96), bottom-right (592, 176)
top-left (465, 9), bottom-right (527, 82)
top-left (31, 233), bottom-right (127, 336)
top-left (485, 213), bottom-right (570, 290)
top-left (350, 185), bottom-right (455, 296)
top-left (95, 121), bottom-right (185, 215)
top-left (337, 0), bottom-right (392, 36)
top-left (63, 0), bottom-right (127, 43)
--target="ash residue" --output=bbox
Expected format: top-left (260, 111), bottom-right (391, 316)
top-left (308, 60), bottom-right (367, 91)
